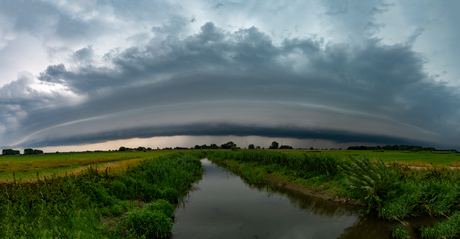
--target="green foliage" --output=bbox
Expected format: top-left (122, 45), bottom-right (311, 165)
top-left (145, 199), bottom-right (175, 218)
top-left (392, 227), bottom-right (410, 239)
top-left (338, 156), bottom-right (397, 211)
top-left (420, 212), bottom-right (460, 238)
top-left (0, 152), bottom-right (203, 238)
top-left (125, 208), bottom-right (172, 238)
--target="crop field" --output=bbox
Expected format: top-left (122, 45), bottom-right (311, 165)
top-left (1, 149), bottom-right (459, 182)
top-left (0, 150), bottom-right (179, 181)
top-left (278, 149), bottom-right (460, 166)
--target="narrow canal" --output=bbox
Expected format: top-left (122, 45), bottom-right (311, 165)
top-left (172, 159), bottom-right (441, 239)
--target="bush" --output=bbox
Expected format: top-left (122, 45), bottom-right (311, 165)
top-left (109, 180), bottom-right (128, 199)
top-left (125, 209), bottom-right (172, 238)
top-left (111, 204), bottom-right (124, 216)
top-left (392, 227), bottom-right (410, 239)
top-left (145, 199), bottom-right (175, 218)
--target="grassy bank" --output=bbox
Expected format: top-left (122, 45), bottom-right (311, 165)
top-left (205, 150), bottom-right (460, 238)
top-left (0, 151), bottom-right (205, 238)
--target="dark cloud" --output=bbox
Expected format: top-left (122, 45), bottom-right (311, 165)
top-left (1, 0), bottom-right (459, 151)
top-left (6, 22), bottom-right (453, 149)
top-left (23, 123), bottom-right (429, 149)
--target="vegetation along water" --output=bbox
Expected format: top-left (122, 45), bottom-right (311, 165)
top-left (0, 151), bottom-right (205, 238)
top-left (204, 150), bottom-right (460, 238)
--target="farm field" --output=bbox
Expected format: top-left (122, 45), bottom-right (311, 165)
top-left (279, 149), bottom-right (460, 166)
top-left (0, 150), bottom-right (179, 181)
top-left (1, 149), bottom-right (459, 181)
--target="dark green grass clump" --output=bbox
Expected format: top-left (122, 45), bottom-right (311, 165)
top-left (0, 152), bottom-right (204, 238)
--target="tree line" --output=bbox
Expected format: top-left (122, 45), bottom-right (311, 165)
top-left (1, 148), bottom-right (43, 155)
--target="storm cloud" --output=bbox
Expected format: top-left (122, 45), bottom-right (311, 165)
top-left (0, 0), bottom-right (459, 150)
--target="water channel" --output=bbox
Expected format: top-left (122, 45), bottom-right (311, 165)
top-left (172, 159), bottom-right (442, 239)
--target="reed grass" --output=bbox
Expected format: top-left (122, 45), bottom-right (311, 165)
top-left (0, 152), bottom-right (203, 238)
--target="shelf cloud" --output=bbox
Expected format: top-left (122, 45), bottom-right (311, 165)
top-left (0, 0), bottom-right (459, 150)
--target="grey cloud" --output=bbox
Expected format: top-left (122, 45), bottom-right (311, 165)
top-left (4, 19), bottom-right (460, 149)
top-left (72, 45), bottom-right (94, 64)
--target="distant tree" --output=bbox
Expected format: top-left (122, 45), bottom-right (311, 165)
top-left (2, 149), bottom-right (20, 155)
top-left (221, 141), bottom-right (237, 149)
top-left (376, 146), bottom-right (381, 150)
top-left (194, 145), bottom-right (201, 149)
top-left (269, 141), bottom-right (279, 149)
top-left (119, 146), bottom-right (126, 151)
top-left (210, 144), bottom-right (219, 149)
top-left (248, 144), bottom-right (255, 149)
top-left (231, 146), bottom-right (239, 151)
top-left (147, 147), bottom-right (152, 151)
top-left (136, 146), bottom-right (146, 151)
top-left (256, 146), bottom-right (261, 149)
top-left (279, 145), bottom-right (293, 149)
top-left (392, 145), bottom-right (399, 150)
top-left (310, 147), bottom-right (314, 150)
top-left (383, 145), bottom-right (392, 150)
top-left (24, 148), bottom-right (34, 155)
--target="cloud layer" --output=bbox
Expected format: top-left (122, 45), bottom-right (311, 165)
top-left (0, 0), bottom-right (459, 149)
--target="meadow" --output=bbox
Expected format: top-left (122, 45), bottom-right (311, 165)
top-left (0, 150), bottom-right (179, 182)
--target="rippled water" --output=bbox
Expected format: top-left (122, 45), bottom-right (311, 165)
top-left (172, 159), bottom-right (442, 239)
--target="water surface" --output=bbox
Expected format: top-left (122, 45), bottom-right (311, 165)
top-left (172, 159), bottom-right (441, 239)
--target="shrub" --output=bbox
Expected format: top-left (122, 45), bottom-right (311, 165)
top-left (145, 199), bottom-right (175, 218)
top-left (125, 209), bottom-right (172, 238)
top-left (109, 180), bottom-right (128, 199)
top-left (392, 227), bottom-right (410, 239)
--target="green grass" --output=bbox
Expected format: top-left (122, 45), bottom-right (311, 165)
top-left (0, 150), bottom-right (183, 181)
top-left (206, 150), bottom-right (460, 238)
top-left (0, 152), bottom-right (205, 238)
top-left (282, 149), bottom-right (460, 166)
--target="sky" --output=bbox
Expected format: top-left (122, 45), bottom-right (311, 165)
top-left (0, 0), bottom-right (459, 152)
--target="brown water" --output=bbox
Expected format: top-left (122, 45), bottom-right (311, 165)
top-left (172, 159), bottom-right (442, 239)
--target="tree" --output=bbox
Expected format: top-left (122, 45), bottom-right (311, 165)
top-left (248, 144), bottom-right (255, 149)
top-left (210, 144), bottom-right (218, 149)
top-left (2, 149), bottom-right (19, 155)
top-left (119, 146), bottom-right (126, 151)
top-left (269, 141), bottom-right (279, 149)
top-left (194, 145), bottom-right (201, 149)
top-left (221, 141), bottom-right (237, 149)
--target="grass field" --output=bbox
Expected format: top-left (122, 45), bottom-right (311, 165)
top-left (1, 149), bottom-right (459, 181)
top-left (279, 149), bottom-right (460, 166)
top-left (0, 150), bottom-right (178, 181)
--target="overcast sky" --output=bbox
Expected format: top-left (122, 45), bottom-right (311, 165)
top-left (0, 0), bottom-right (459, 151)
